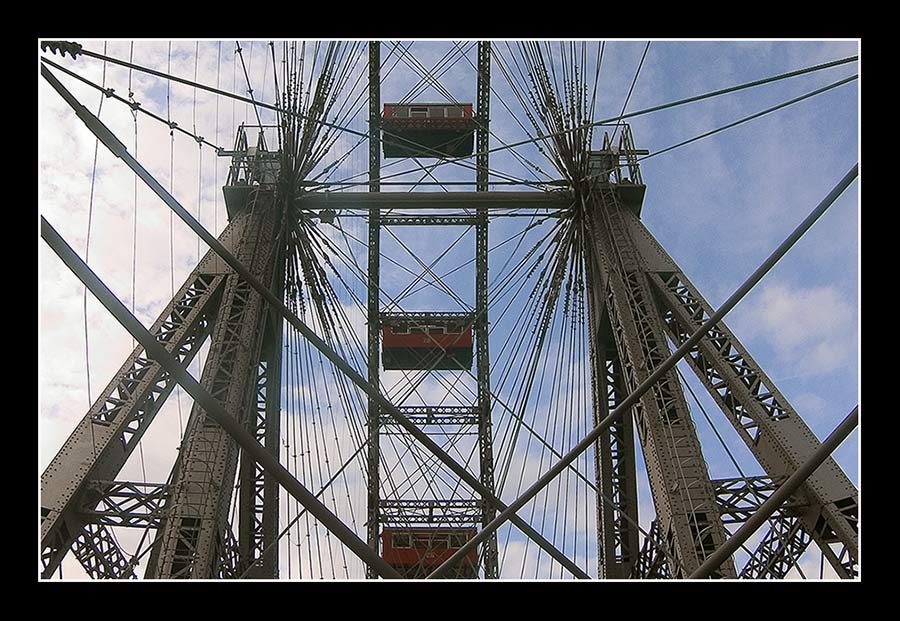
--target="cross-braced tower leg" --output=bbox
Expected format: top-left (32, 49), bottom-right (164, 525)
top-left (586, 185), bottom-right (737, 577)
top-left (237, 258), bottom-right (284, 578)
top-left (645, 266), bottom-right (858, 577)
top-left (40, 245), bottom-right (230, 578)
top-left (146, 190), bottom-right (281, 578)
top-left (588, 308), bottom-right (641, 578)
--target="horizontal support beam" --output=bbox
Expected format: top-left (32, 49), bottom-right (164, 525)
top-left (379, 499), bottom-right (483, 525)
top-left (295, 191), bottom-right (574, 211)
top-left (381, 216), bottom-right (480, 226)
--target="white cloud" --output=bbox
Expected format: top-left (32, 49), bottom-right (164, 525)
top-left (39, 39), bottom-right (858, 581)
top-left (737, 282), bottom-right (856, 375)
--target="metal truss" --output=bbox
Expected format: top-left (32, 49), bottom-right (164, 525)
top-left (381, 406), bottom-right (482, 428)
top-left (475, 40), bottom-right (499, 579)
top-left (587, 186), bottom-right (736, 577)
top-left (147, 191), bottom-right (280, 578)
top-left (381, 216), bottom-right (480, 227)
top-left (712, 476), bottom-right (812, 578)
top-left (71, 522), bottom-right (137, 579)
top-left (630, 520), bottom-right (671, 579)
top-left (238, 297), bottom-right (283, 578)
top-left (214, 523), bottom-right (243, 578)
top-left (41, 259), bottom-right (226, 578)
top-left (380, 310), bottom-right (476, 324)
top-left (590, 314), bottom-right (640, 578)
top-left (379, 499), bottom-right (483, 525)
top-left (81, 481), bottom-right (169, 528)
top-left (713, 476), bottom-right (791, 523)
top-left (365, 39), bottom-right (382, 578)
top-left (646, 268), bottom-right (858, 577)
top-left (740, 515), bottom-right (812, 578)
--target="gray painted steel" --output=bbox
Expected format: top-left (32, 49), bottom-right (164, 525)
top-left (40, 215), bottom-right (403, 579)
top-left (39, 54), bottom-right (859, 581)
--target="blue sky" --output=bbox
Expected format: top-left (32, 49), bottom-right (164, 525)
top-left (39, 39), bottom-right (859, 580)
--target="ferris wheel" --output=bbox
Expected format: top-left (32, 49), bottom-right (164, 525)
top-left (38, 39), bottom-right (859, 580)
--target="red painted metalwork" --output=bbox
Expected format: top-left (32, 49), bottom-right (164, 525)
top-left (381, 103), bottom-right (477, 158)
top-left (381, 327), bottom-right (474, 349)
top-left (381, 321), bottom-right (474, 370)
top-left (381, 527), bottom-right (478, 578)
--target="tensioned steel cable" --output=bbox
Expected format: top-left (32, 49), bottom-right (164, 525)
top-left (34, 52), bottom-right (570, 191)
top-left (609, 41), bottom-right (651, 144)
top-left (394, 41), bottom-right (471, 107)
top-left (334, 53), bottom-right (861, 187)
top-left (81, 40), bottom-right (107, 458)
top-left (453, 41), bottom-right (556, 186)
top-left (52, 42), bottom-right (856, 183)
top-left (126, 40), bottom-right (149, 485)
top-left (44, 46), bottom-right (856, 580)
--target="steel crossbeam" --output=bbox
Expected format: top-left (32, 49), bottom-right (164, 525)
top-left (39, 52), bottom-right (858, 582)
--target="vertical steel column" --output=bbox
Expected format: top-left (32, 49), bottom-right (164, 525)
top-left (592, 315), bottom-right (640, 578)
top-left (238, 250), bottom-right (284, 578)
top-left (149, 191), bottom-right (280, 578)
top-left (365, 40), bottom-right (382, 579)
top-left (475, 40), bottom-right (499, 579)
top-left (588, 187), bottom-right (736, 577)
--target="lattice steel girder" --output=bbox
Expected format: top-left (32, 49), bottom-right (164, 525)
top-left (71, 522), bottom-right (136, 579)
top-left (379, 499), bottom-right (483, 525)
top-left (381, 216), bottom-right (480, 227)
top-left (645, 267), bottom-right (858, 576)
top-left (381, 406), bottom-right (481, 427)
top-left (40, 259), bottom-right (227, 577)
top-left (712, 476), bottom-right (802, 523)
top-left (150, 191), bottom-right (280, 579)
top-left (238, 296), bottom-right (283, 578)
top-left (366, 39), bottom-right (382, 578)
top-left (215, 522), bottom-right (243, 579)
top-left (630, 520), bottom-right (670, 579)
top-left (80, 481), bottom-right (170, 528)
top-left (740, 515), bottom-right (812, 578)
top-left (589, 313), bottom-right (640, 578)
top-left (712, 476), bottom-right (813, 579)
top-left (586, 189), bottom-right (737, 577)
top-left (41, 214), bottom-right (403, 580)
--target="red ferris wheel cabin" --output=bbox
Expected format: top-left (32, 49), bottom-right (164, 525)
top-left (381, 527), bottom-right (478, 579)
top-left (381, 313), bottom-right (475, 371)
top-left (382, 103), bottom-right (477, 158)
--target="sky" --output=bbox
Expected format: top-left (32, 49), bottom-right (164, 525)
top-left (38, 38), bottom-right (860, 580)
